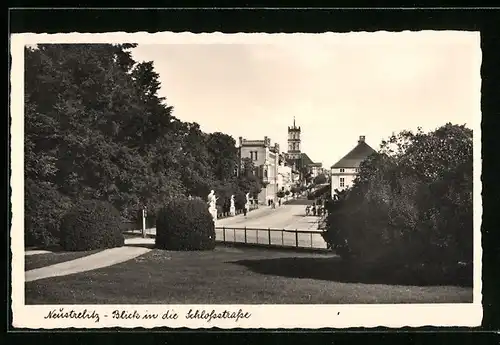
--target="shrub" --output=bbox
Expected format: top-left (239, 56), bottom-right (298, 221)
top-left (290, 186), bottom-right (300, 195)
top-left (322, 124), bottom-right (473, 284)
top-left (313, 173), bottom-right (328, 185)
top-left (156, 198), bottom-right (216, 251)
top-left (25, 179), bottom-right (73, 247)
top-left (234, 190), bottom-right (246, 210)
top-left (60, 200), bottom-right (124, 251)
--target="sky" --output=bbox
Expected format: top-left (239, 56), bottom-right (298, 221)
top-left (130, 32), bottom-right (481, 168)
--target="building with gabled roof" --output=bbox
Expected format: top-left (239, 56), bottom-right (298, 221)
top-left (330, 135), bottom-right (376, 198)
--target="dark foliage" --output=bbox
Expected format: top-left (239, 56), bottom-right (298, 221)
top-left (60, 200), bottom-right (124, 251)
top-left (25, 44), bottom-right (263, 245)
top-left (322, 124), bottom-right (473, 284)
top-left (155, 198), bottom-right (216, 251)
top-left (313, 173), bottom-right (328, 185)
top-left (24, 179), bottom-right (74, 247)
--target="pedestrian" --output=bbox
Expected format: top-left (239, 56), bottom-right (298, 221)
top-left (272, 200), bottom-right (276, 209)
top-left (243, 207), bottom-right (247, 217)
top-left (278, 198), bottom-right (281, 207)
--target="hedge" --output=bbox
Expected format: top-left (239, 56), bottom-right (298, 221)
top-left (155, 198), bottom-right (216, 251)
top-left (59, 200), bottom-right (124, 251)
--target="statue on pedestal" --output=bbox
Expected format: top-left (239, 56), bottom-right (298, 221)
top-left (245, 193), bottom-right (250, 211)
top-left (229, 194), bottom-right (236, 216)
top-left (207, 190), bottom-right (218, 221)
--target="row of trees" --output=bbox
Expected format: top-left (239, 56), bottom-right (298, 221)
top-left (25, 44), bottom-right (263, 246)
top-left (322, 124), bottom-right (473, 284)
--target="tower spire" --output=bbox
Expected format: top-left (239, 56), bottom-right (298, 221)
top-left (293, 116), bottom-right (296, 128)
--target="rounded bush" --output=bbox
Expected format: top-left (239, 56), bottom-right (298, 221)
top-left (59, 200), bottom-right (124, 251)
top-left (25, 180), bottom-right (73, 248)
top-left (155, 198), bottom-right (216, 251)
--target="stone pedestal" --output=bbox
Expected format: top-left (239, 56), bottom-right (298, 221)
top-left (209, 206), bottom-right (217, 222)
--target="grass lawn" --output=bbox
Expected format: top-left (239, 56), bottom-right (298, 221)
top-left (25, 245), bottom-right (473, 304)
top-left (25, 249), bottom-right (104, 271)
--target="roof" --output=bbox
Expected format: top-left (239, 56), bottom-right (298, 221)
top-left (331, 141), bottom-right (376, 169)
top-left (308, 162), bottom-right (323, 167)
top-left (300, 153), bottom-right (314, 166)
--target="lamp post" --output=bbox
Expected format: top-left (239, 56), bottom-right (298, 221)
top-left (142, 206), bottom-right (147, 238)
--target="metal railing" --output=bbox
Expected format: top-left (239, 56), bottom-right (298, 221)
top-left (215, 226), bottom-right (329, 251)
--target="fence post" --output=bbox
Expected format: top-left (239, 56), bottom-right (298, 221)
top-left (256, 229), bottom-right (259, 243)
top-left (282, 229), bottom-right (284, 246)
top-left (311, 232), bottom-right (313, 248)
top-left (223, 227), bottom-right (226, 243)
top-left (233, 228), bottom-right (236, 243)
top-left (295, 229), bottom-right (299, 248)
top-left (268, 227), bottom-right (271, 246)
top-left (244, 226), bottom-right (247, 244)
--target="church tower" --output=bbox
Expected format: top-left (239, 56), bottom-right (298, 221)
top-left (287, 117), bottom-right (301, 160)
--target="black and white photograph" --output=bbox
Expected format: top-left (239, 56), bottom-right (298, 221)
top-left (10, 31), bottom-right (482, 328)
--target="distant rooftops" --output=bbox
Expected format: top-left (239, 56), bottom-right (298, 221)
top-left (239, 136), bottom-right (280, 153)
top-left (330, 135), bottom-right (376, 169)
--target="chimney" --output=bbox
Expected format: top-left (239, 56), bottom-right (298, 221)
top-left (358, 135), bottom-right (365, 144)
top-left (239, 136), bottom-right (243, 147)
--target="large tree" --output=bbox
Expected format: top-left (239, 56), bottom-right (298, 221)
top-left (323, 123), bottom-right (473, 274)
top-left (24, 43), bottom-right (265, 245)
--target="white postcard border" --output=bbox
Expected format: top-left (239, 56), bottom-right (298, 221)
top-left (10, 31), bottom-right (483, 329)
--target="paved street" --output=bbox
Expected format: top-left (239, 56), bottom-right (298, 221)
top-left (216, 202), bottom-right (328, 249)
top-left (216, 203), bottom-right (319, 230)
top-left (133, 201), bottom-right (329, 250)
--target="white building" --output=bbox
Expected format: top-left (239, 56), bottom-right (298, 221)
top-left (239, 136), bottom-right (280, 205)
top-left (330, 135), bottom-right (376, 198)
top-left (309, 162), bottom-right (324, 179)
top-left (277, 159), bottom-right (292, 192)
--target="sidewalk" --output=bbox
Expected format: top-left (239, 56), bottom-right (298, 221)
top-left (25, 243), bottom-right (151, 282)
top-left (25, 249), bottom-right (53, 256)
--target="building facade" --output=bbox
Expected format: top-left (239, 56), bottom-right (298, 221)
top-left (277, 156), bottom-right (292, 192)
top-left (309, 162), bottom-right (324, 179)
top-left (239, 136), bottom-right (280, 205)
top-left (330, 135), bottom-right (376, 198)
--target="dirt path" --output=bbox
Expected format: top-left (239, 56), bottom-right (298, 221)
top-left (25, 241), bottom-right (151, 282)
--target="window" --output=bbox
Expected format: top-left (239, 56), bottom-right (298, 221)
top-left (340, 177), bottom-right (345, 188)
top-left (355, 168), bottom-right (359, 173)
top-left (250, 151), bottom-right (258, 161)
top-left (339, 168), bottom-right (345, 173)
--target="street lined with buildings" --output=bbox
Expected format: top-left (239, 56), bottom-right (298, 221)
top-left (237, 116), bottom-right (375, 204)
